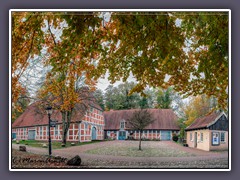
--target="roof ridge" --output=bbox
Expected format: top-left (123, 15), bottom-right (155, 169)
top-left (104, 108), bottom-right (173, 113)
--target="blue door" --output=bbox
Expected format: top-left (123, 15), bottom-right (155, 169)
top-left (160, 131), bottom-right (171, 141)
top-left (91, 127), bottom-right (97, 140)
top-left (118, 131), bottom-right (126, 140)
top-left (12, 132), bottom-right (16, 139)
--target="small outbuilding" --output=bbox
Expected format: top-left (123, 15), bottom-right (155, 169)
top-left (185, 111), bottom-right (228, 151)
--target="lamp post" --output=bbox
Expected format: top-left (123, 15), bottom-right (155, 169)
top-left (46, 106), bottom-right (52, 156)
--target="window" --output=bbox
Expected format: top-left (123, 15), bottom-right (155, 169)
top-left (55, 125), bottom-right (58, 135)
top-left (24, 128), bottom-right (26, 136)
top-left (90, 107), bottom-right (94, 112)
top-left (40, 127), bottom-right (42, 136)
top-left (212, 132), bottom-right (220, 145)
top-left (221, 132), bottom-right (225, 142)
top-left (190, 132), bottom-right (193, 141)
top-left (120, 121), bottom-right (125, 129)
top-left (200, 133), bottom-right (203, 142)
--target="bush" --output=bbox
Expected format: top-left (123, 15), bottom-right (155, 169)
top-left (61, 144), bottom-right (66, 147)
top-left (172, 134), bottom-right (179, 142)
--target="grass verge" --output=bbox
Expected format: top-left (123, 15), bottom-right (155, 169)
top-left (12, 139), bottom-right (104, 149)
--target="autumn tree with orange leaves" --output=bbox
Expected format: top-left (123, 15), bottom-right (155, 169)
top-left (11, 12), bottom-right (45, 115)
top-left (183, 95), bottom-right (218, 126)
top-left (36, 12), bottom-right (106, 144)
top-left (12, 12), bottom-right (106, 144)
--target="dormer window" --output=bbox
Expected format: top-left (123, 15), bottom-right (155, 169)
top-left (90, 107), bottom-right (94, 112)
top-left (120, 120), bottom-right (125, 129)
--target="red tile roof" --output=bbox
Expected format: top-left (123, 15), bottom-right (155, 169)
top-left (185, 111), bottom-right (223, 131)
top-left (12, 88), bottom-right (102, 128)
top-left (103, 109), bottom-right (180, 130)
top-left (12, 102), bottom-right (86, 128)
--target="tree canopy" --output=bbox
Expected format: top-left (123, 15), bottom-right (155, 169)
top-left (104, 82), bottom-right (142, 110)
top-left (183, 94), bottom-right (217, 126)
top-left (156, 87), bottom-right (173, 109)
top-left (97, 12), bottom-right (229, 110)
top-left (11, 11), bottom-right (229, 114)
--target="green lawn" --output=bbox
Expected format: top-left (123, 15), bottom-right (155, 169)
top-left (85, 146), bottom-right (196, 157)
top-left (12, 139), bottom-right (103, 149)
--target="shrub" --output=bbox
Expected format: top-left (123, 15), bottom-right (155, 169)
top-left (61, 144), bottom-right (66, 147)
top-left (172, 134), bottom-right (179, 142)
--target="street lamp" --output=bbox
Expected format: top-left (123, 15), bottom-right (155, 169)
top-left (46, 106), bottom-right (52, 156)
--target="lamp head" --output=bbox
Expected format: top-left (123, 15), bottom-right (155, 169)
top-left (46, 106), bottom-right (52, 115)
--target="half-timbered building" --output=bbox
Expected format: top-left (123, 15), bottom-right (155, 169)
top-left (103, 109), bottom-right (180, 141)
top-left (12, 92), bottom-right (104, 142)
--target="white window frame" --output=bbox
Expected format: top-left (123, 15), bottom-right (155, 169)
top-left (46, 126), bottom-right (49, 136)
top-left (54, 125), bottom-right (58, 136)
top-left (190, 132), bottom-right (193, 141)
top-left (24, 128), bottom-right (26, 137)
top-left (120, 120), bottom-right (125, 129)
top-left (200, 132), bottom-right (203, 142)
top-left (40, 126), bottom-right (43, 136)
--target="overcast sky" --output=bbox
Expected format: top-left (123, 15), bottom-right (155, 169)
top-left (96, 72), bottom-right (137, 92)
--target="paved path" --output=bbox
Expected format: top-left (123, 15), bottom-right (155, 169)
top-left (12, 141), bottom-right (228, 168)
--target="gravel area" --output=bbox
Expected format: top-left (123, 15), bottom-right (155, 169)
top-left (11, 140), bottom-right (229, 169)
top-left (84, 141), bottom-right (195, 157)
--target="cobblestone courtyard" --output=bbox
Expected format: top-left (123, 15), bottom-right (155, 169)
top-left (12, 140), bottom-right (229, 169)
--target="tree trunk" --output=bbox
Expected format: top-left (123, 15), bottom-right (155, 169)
top-left (62, 130), bottom-right (67, 145)
top-left (139, 131), bottom-right (142, 150)
top-left (62, 111), bottom-right (69, 145)
top-left (61, 111), bottom-right (66, 144)
top-left (62, 110), bottom-right (72, 145)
